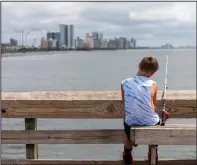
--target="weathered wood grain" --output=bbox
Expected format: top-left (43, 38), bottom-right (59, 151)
top-left (2, 124), bottom-right (196, 144)
top-left (25, 118), bottom-right (38, 159)
top-left (2, 90), bottom-right (196, 100)
top-left (1, 159), bottom-right (197, 165)
top-left (1, 90), bottom-right (196, 118)
top-left (131, 124), bottom-right (196, 145)
top-left (1, 129), bottom-right (124, 144)
top-left (149, 145), bottom-right (158, 165)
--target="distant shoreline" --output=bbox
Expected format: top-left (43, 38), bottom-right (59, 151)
top-left (1, 47), bottom-right (196, 56)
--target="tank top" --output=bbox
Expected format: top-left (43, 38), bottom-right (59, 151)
top-left (121, 75), bottom-right (160, 126)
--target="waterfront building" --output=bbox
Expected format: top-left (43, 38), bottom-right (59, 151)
top-left (40, 38), bottom-right (52, 49)
top-left (127, 41), bottom-right (131, 48)
top-left (101, 39), bottom-right (108, 48)
top-left (93, 39), bottom-right (100, 49)
top-left (59, 24), bottom-right (74, 49)
top-left (92, 32), bottom-right (103, 48)
top-left (118, 38), bottom-right (124, 49)
top-left (52, 39), bottom-right (59, 49)
top-left (121, 37), bottom-right (127, 49)
top-left (98, 33), bottom-right (103, 41)
top-left (84, 34), bottom-right (94, 49)
top-left (47, 32), bottom-right (60, 41)
top-left (75, 37), bottom-right (84, 49)
top-left (48, 40), bottom-right (53, 49)
top-left (131, 38), bottom-right (137, 48)
top-left (161, 43), bottom-right (173, 48)
top-left (133, 39), bottom-right (136, 48)
top-left (108, 39), bottom-right (116, 49)
top-left (40, 38), bottom-right (45, 48)
top-left (92, 32), bottom-right (98, 40)
top-left (10, 38), bottom-right (17, 46)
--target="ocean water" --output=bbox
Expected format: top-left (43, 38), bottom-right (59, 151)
top-left (2, 49), bottom-right (196, 160)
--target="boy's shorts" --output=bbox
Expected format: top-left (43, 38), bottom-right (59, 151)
top-left (123, 119), bottom-right (160, 143)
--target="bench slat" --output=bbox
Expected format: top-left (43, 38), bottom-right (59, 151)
top-left (2, 124), bottom-right (196, 145)
top-left (2, 159), bottom-right (197, 165)
top-left (2, 129), bottom-right (124, 144)
top-left (2, 100), bottom-right (196, 118)
top-left (131, 125), bottom-right (196, 145)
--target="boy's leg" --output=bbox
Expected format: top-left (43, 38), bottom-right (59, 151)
top-left (122, 120), bottom-right (135, 165)
top-left (123, 133), bottom-right (134, 165)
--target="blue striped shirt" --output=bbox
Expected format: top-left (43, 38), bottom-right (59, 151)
top-left (121, 76), bottom-right (160, 126)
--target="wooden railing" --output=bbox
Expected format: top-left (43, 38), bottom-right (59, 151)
top-left (1, 90), bottom-right (196, 165)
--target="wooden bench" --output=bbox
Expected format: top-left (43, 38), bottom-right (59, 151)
top-left (131, 124), bottom-right (196, 165)
top-left (1, 90), bottom-right (196, 165)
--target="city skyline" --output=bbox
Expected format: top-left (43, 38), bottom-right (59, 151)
top-left (41, 25), bottom-right (138, 50)
top-left (2, 2), bottom-right (196, 47)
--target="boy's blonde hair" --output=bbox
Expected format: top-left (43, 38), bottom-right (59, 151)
top-left (139, 56), bottom-right (159, 74)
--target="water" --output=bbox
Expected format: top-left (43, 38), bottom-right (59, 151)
top-left (2, 49), bottom-right (196, 160)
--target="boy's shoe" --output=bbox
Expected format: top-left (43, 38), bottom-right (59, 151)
top-left (148, 149), bottom-right (158, 165)
top-left (122, 150), bottom-right (134, 165)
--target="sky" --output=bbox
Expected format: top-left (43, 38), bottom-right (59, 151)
top-left (2, 1), bottom-right (196, 47)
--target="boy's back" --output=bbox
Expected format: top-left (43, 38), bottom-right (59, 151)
top-left (122, 75), bottom-right (159, 126)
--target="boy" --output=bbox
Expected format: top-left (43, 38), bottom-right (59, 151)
top-left (121, 56), bottom-right (169, 165)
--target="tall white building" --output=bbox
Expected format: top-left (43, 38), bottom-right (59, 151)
top-left (59, 24), bottom-right (74, 49)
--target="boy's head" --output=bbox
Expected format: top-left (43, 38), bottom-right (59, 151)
top-left (138, 56), bottom-right (159, 77)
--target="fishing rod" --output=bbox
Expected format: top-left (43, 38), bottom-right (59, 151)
top-left (161, 55), bottom-right (169, 126)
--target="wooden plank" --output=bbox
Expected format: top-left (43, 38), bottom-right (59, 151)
top-left (149, 145), bottom-right (158, 165)
top-left (1, 159), bottom-right (197, 165)
top-left (25, 118), bottom-right (38, 159)
top-left (1, 129), bottom-right (124, 144)
top-left (1, 91), bottom-right (196, 118)
top-left (2, 124), bottom-right (196, 144)
top-left (131, 124), bottom-right (196, 145)
top-left (2, 90), bottom-right (196, 100)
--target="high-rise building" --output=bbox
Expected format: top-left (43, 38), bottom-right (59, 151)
top-left (47, 32), bottom-right (60, 41)
top-left (10, 38), bottom-right (17, 46)
top-left (133, 39), bottom-right (136, 48)
top-left (114, 38), bottom-right (119, 49)
top-left (92, 32), bottom-right (98, 40)
top-left (102, 39), bottom-right (108, 48)
top-left (59, 24), bottom-right (74, 49)
top-left (92, 32), bottom-right (103, 48)
top-left (40, 37), bottom-right (49, 49)
top-left (131, 38), bottom-right (136, 48)
top-left (75, 37), bottom-right (84, 49)
top-left (118, 38), bottom-right (124, 49)
top-left (85, 33), bottom-right (94, 49)
top-left (93, 39), bottom-right (100, 49)
top-left (98, 33), bottom-right (103, 41)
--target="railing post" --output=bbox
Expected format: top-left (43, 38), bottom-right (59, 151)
top-left (25, 118), bottom-right (38, 159)
top-left (149, 145), bottom-right (158, 165)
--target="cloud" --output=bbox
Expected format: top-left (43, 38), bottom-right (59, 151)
top-left (2, 2), bottom-right (196, 46)
top-left (129, 3), bottom-right (196, 23)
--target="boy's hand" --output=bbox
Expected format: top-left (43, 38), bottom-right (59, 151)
top-left (158, 111), bottom-right (170, 119)
top-left (165, 111), bottom-right (170, 119)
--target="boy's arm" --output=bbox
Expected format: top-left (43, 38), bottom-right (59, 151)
top-left (120, 84), bottom-right (124, 111)
top-left (151, 83), bottom-right (158, 112)
top-left (153, 83), bottom-right (158, 108)
top-left (152, 84), bottom-right (170, 119)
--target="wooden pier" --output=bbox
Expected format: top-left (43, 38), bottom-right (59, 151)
top-left (1, 90), bottom-right (196, 165)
